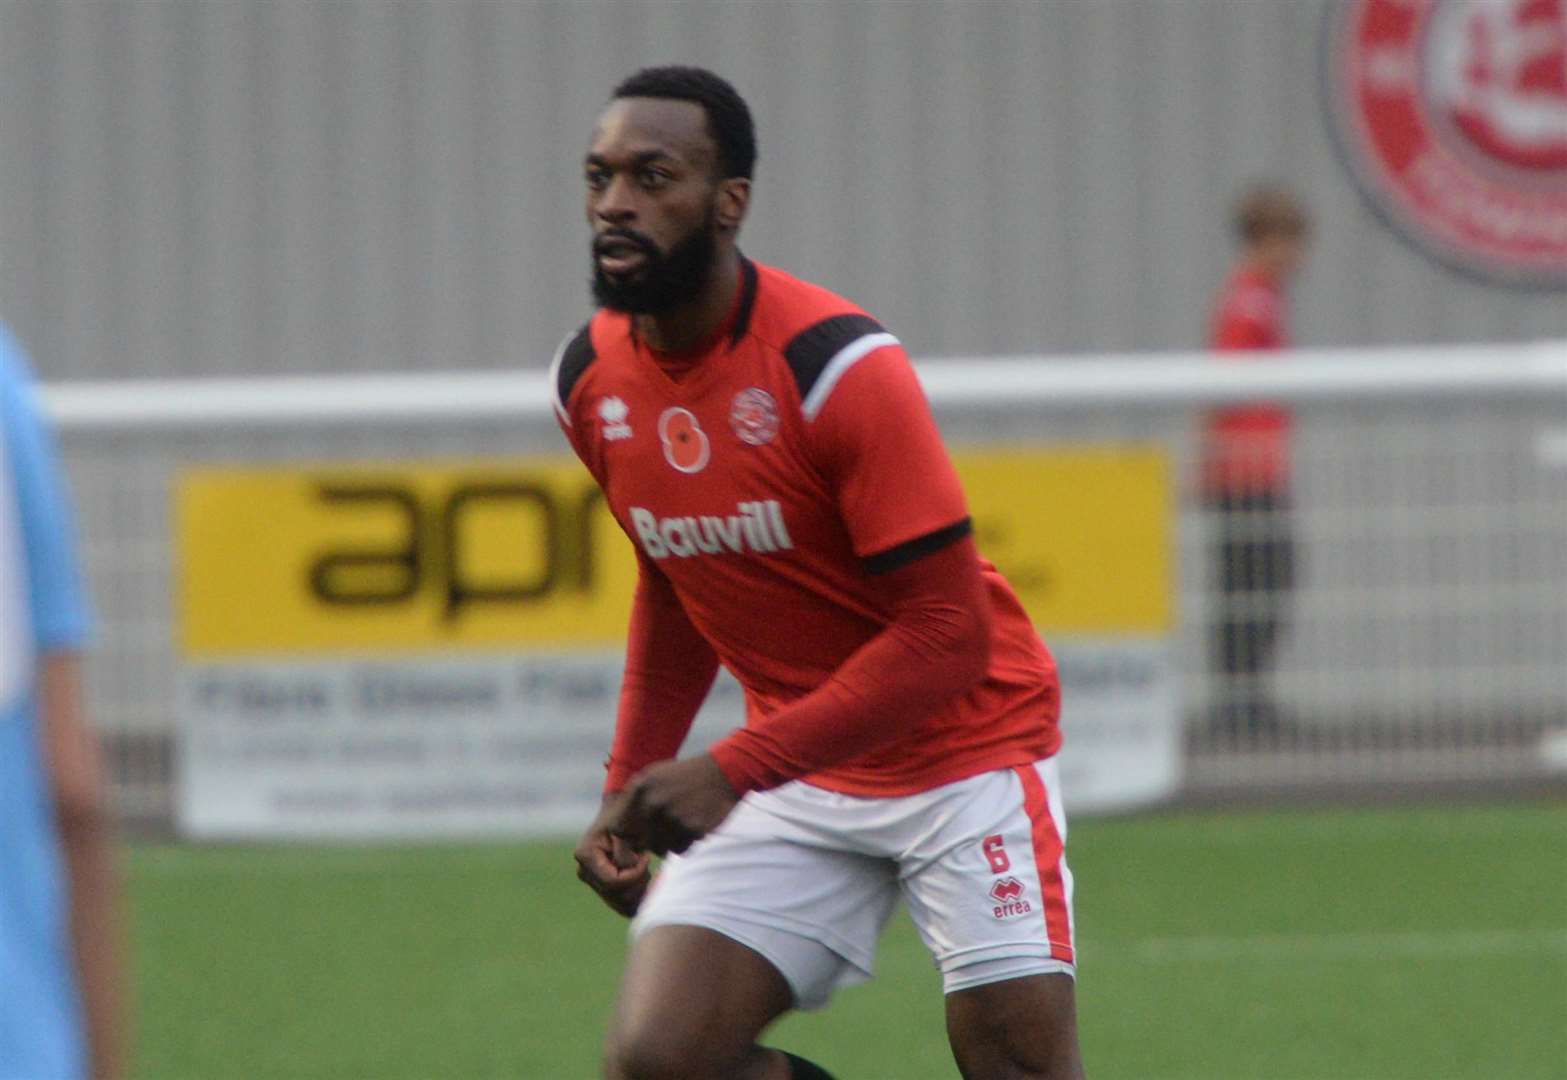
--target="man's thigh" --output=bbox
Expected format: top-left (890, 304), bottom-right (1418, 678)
top-left (898, 758), bottom-right (1076, 992)
top-left (945, 972), bottom-right (1085, 1080)
top-left (606, 924), bottom-right (792, 1080)
top-left (608, 788), bottom-right (900, 1076)
top-left (632, 787), bottom-right (900, 1009)
top-left (893, 758), bottom-right (1081, 1077)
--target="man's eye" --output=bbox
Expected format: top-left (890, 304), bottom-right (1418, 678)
top-left (586, 170), bottom-right (609, 190)
top-left (640, 170), bottom-right (670, 189)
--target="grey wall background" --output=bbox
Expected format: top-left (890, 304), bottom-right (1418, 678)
top-left (1, 0), bottom-right (1563, 382)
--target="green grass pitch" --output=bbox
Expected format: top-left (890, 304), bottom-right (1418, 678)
top-left (128, 801), bottom-right (1566, 1079)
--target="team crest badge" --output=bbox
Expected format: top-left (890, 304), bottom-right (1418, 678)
top-left (1323, 0), bottom-right (1567, 285)
top-left (658, 407), bottom-right (710, 474)
top-left (729, 388), bottom-right (780, 446)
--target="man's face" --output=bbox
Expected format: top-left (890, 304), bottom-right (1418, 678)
top-left (585, 98), bottom-right (740, 314)
top-left (1260, 229), bottom-right (1309, 283)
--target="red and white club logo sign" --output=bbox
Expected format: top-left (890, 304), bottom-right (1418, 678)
top-left (729, 388), bottom-right (780, 446)
top-left (1325, 0), bottom-right (1567, 285)
top-left (658, 407), bottom-right (710, 474)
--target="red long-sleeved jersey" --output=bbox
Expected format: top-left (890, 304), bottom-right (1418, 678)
top-left (552, 258), bottom-right (1059, 797)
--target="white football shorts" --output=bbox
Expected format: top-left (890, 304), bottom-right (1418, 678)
top-left (629, 757), bottom-right (1075, 1010)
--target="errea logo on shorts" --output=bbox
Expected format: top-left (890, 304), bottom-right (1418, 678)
top-left (630, 501), bottom-right (793, 560)
top-left (989, 877), bottom-right (1034, 920)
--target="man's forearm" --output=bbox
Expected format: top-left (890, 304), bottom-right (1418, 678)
top-left (61, 813), bottom-right (126, 1080)
top-left (41, 655), bottom-right (127, 1079)
top-left (605, 560), bottom-right (720, 792)
top-left (709, 536), bottom-right (992, 794)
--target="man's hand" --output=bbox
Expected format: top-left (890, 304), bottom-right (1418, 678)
top-left (574, 792), bottom-right (653, 918)
top-left (611, 754), bottom-right (739, 857)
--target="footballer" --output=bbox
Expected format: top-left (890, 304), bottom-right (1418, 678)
top-left (556, 66), bottom-right (1085, 1080)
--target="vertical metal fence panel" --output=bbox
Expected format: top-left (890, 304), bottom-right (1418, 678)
top-left (44, 351), bottom-right (1567, 827)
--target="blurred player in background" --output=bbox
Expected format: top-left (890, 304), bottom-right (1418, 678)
top-left (1202, 184), bottom-right (1310, 740)
top-left (0, 329), bottom-right (126, 1079)
top-left (555, 67), bottom-right (1084, 1079)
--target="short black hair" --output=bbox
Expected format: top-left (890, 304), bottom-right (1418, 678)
top-left (1234, 183), bottom-right (1309, 244)
top-left (612, 66), bottom-right (756, 180)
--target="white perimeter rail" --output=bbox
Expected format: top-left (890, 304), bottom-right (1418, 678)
top-left (41, 341), bottom-right (1567, 433)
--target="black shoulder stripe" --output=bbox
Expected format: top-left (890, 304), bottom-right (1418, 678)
top-left (862, 518), bottom-right (973, 576)
top-left (783, 313), bottom-right (886, 402)
top-left (552, 324), bottom-right (596, 418)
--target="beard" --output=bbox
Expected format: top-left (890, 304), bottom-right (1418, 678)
top-left (591, 210), bottom-right (720, 315)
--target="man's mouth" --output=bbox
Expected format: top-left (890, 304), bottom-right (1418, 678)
top-left (595, 236), bottom-right (653, 277)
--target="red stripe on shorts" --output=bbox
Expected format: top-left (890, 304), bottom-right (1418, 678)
top-left (1014, 764), bottom-right (1074, 964)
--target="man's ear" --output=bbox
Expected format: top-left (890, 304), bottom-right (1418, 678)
top-left (715, 177), bottom-right (751, 233)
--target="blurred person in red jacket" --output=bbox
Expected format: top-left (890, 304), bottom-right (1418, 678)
top-left (1202, 184), bottom-right (1309, 740)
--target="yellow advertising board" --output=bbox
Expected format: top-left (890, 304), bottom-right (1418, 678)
top-left (177, 446), bottom-right (1170, 656)
top-left (960, 448), bottom-right (1171, 634)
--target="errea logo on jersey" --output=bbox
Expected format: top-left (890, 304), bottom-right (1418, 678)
top-left (598, 397), bottom-right (633, 441)
top-left (631, 501), bottom-right (793, 560)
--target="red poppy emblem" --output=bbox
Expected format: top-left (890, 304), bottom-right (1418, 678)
top-left (658, 407), bottom-right (710, 473)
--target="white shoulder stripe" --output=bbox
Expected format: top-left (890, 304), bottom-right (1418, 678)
top-left (547, 331), bottom-right (575, 426)
top-left (800, 332), bottom-right (900, 421)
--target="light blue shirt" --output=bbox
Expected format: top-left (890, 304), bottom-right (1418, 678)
top-left (0, 328), bottom-right (91, 1080)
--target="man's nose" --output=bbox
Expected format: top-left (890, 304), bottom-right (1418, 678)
top-left (595, 175), bottom-right (639, 225)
